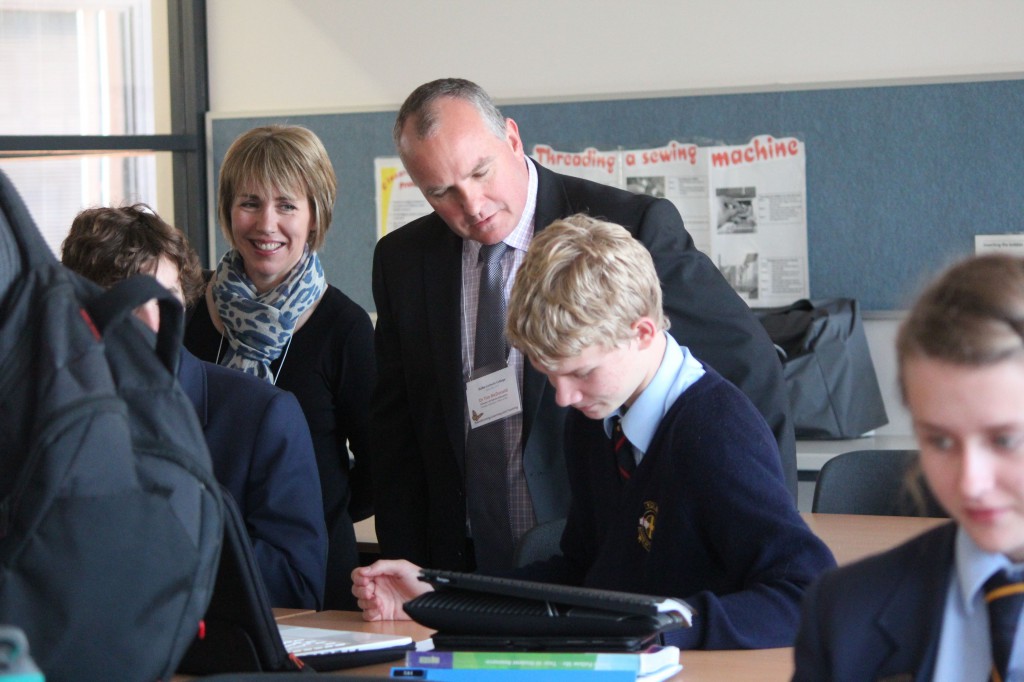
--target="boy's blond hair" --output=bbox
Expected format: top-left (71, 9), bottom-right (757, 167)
top-left (507, 214), bottom-right (668, 370)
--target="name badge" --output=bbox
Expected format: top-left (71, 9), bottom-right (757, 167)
top-left (466, 365), bottom-right (522, 429)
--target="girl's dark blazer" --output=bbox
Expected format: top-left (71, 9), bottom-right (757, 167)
top-left (792, 522), bottom-right (957, 682)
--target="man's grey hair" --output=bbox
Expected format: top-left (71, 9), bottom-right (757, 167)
top-left (393, 78), bottom-right (507, 150)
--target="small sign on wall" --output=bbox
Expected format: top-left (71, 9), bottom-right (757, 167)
top-left (975, 234), bottom-right (1024, 255)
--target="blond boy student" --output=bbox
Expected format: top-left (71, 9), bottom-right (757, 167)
top-left (352, 214), bottom-right (833, 650)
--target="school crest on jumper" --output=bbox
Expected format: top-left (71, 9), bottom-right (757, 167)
top-left (637, 500), bottom-right (657, 551)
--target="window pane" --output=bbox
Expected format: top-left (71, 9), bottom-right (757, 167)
top-left (0, 1), bottom-right (173, 256)
top-left (0, 0), bottom-right (156, 135)
top-left (0, 152), bottom-right (169, 256)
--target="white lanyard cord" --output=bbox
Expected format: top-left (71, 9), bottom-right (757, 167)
top-left (216, 333), bottom-right (292, 386)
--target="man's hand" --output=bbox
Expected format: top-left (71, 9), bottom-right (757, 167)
top-left (351, 559), bottom-right (433, 621)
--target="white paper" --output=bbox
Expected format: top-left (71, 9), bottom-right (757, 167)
top-left (465, 366), bottom-right (522, 429)
top-left (530, 137), bottom-right (808, 305)
top-left (622, 141), bottom-right (710, 254)
top-left (975, 234), bottom-right (1024, 255)
top-left (531, 144), bottom-right (622, 187)
top-left (706, 135), bottom-right (809, 306)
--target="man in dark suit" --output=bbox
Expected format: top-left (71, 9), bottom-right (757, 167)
top-left (369, 78), bottom-right (794, 573)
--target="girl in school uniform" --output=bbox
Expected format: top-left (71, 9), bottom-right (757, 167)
top-left (792, 253), bottom-right (1024, 682)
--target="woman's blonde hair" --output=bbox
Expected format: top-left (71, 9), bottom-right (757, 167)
top-left (507, 214), bottom-right (668, 370)
top-left (218, 125), bottom-right (337, 252)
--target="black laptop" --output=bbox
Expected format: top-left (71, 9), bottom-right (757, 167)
top-left (403, 569), bottom-right (693, 652)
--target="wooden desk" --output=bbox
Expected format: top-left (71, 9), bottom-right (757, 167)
top-left (802, 512), bottom-right (945, 566)
top-left (280, 513), bottom-right (948, 680)
top-left (273, 607), bottom-right (316, 620)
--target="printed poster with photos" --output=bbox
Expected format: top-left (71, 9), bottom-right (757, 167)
top-left (706, 136), bottom-right (808, 306)
top-left (374, 135), bottom-right (808, 305)
top-left (533, 136), bottom-right (808, 306)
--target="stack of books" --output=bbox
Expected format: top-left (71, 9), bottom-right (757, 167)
top-left (391, 646), bottom-right (683, 681)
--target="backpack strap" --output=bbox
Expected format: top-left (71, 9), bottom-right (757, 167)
top-left (86, 274), bottom-right (185, 375)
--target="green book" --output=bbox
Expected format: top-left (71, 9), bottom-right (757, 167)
top-left (405, 645), bottom-right (680, 674)
top-left (391, 667), bottom-right (639, 680)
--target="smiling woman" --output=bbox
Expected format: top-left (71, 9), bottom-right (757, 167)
top-left (184, 124), bottom-right (376, 611)
top-left (228, 186), bottom-right (311, 292)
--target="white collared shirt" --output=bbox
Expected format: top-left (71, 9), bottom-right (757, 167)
top-left (932, 527), bottom-right (1024, 682)
top-left (602, 332), bottom-right (705, 466)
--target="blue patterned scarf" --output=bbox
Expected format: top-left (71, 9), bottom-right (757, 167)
top-left (211, 246), bottom-right (326, 382)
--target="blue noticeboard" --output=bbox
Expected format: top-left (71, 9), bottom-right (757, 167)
top-left (208, 77), bottom-right (1024, 312)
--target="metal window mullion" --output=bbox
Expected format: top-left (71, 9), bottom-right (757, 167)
top-left (0, 134), bottom-right (197, 153)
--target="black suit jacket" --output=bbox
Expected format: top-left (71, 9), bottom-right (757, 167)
top-left (369, 163), bottom-right (795, 570)
top-left (792, 523), bottom-right (955, 682)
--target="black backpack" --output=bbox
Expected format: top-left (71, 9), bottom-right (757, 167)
top-left (0, 170), bottom-right (224, 681)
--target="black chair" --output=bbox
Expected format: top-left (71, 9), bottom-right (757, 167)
top-left (812, 449), bottom-right (947, 517)
top-left (513, 517), bottom-right (567, 567)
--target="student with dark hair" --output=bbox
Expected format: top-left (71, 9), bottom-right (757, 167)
top-left (63, 204), bottom-right (327, 609)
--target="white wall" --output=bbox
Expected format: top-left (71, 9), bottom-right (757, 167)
top-left (863, 315), bottom-right (910, 437)
top-left (207, 0), bottom-right (1024, 114)
top-left (205, 0), bottom-right (1021, 441)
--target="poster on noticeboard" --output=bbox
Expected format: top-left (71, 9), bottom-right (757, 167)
top-left (374, 135), bottom-right (808, 306)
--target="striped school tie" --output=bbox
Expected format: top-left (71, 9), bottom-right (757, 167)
top-left (984, 569), bottom-right (1024, 682)
top-left (611, 416), bottom-right (634, 480)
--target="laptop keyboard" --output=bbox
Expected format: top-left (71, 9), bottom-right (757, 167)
top-left (282, 636), bottom-right (347, 655)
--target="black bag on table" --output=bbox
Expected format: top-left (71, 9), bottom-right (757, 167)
top-left (0, 169), bottom-right (224, 682)
top-left (755, 298), bottom-right (888, 439)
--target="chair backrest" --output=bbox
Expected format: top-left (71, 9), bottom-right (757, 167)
top-left (812, 449), bottom-right (947, 517)
top-left (513, 517), bottom-right (567, 567)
